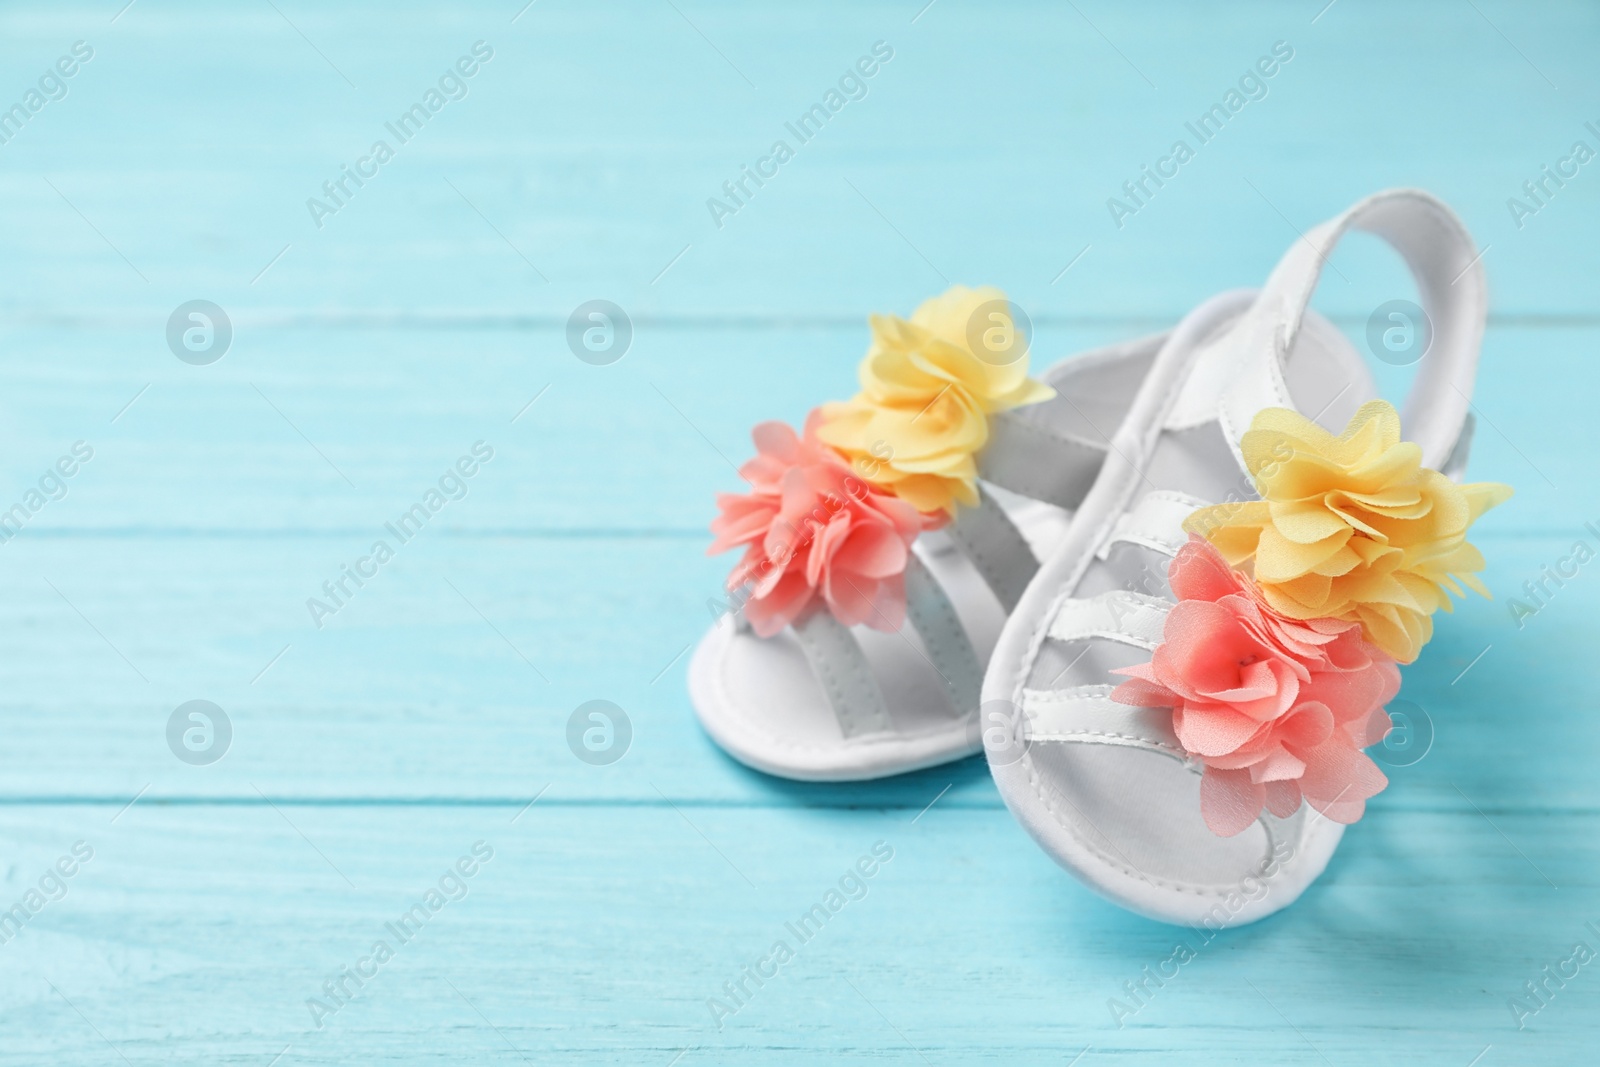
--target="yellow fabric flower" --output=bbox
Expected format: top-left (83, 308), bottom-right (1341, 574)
top-left (815, 285), bottom-right (1054, 515)
top-left (1184, 400), bottom-right (1512, 663)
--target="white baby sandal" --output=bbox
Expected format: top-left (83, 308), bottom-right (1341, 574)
top-left (981, 189), bottom-right (1513, 924)
top-left (689, 285), bottom-right (1169, 781)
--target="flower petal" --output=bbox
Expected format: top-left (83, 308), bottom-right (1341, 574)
top-left (1200, 768), bottom-right (1265, 837)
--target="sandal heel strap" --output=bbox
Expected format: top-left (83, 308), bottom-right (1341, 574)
top-left (1215, 189), bottom-right (1487, 472)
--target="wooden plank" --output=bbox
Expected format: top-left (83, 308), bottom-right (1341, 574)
top-left (0, 804), bottom-right (1592, 1064)
top-left (0, 528), bottom-right (1580, 808)
top-left (0, 2), bottom-right (1594, 318)
top-left (0, 0), bottom-right (1592, 1062)
top-left (0, 322), bottom-right (1579, 534)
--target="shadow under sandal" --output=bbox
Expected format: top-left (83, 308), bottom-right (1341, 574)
top-left (982, 189), bottom-right (1513, 925)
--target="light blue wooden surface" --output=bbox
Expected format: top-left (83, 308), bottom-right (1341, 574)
top-left (0, 1), bottom-right (1595, 1063)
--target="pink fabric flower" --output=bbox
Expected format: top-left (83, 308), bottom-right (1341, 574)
top-left (709, 411), bottom-right (931, 638)
top-left (1111, 536), bottom-right (1400, 836)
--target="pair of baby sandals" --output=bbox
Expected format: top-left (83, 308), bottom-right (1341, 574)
top-left (689, 188), bottom-right (1512, 926)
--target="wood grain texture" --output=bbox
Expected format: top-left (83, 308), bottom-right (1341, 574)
top-left (0, 1), bottom-right (1594, 1063)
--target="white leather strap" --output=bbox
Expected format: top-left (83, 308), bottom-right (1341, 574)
top-left (1021, 684), bottom-right (1183, 756)
top-left (1440, 412), bottom-right (1476, 482)
top-left (1096, 489), bottom-right (1206, 561)
top-left (979, 410), bottom-right (1106, 510)
top-left (977, 329), bottom-right (1165, 509)
top-left (1046, 591), bottom-right (1170, 649)
top-left (903, 552), bottom-right (983, 719)
top-left (944, 486), bottom-right (1037, 612)
top-left (1212, 189), bottom-right (1486, 470)
top-left (791, 612), bottom-right (892, 738)
top-left (786, 550), bottom-right (986, 740)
